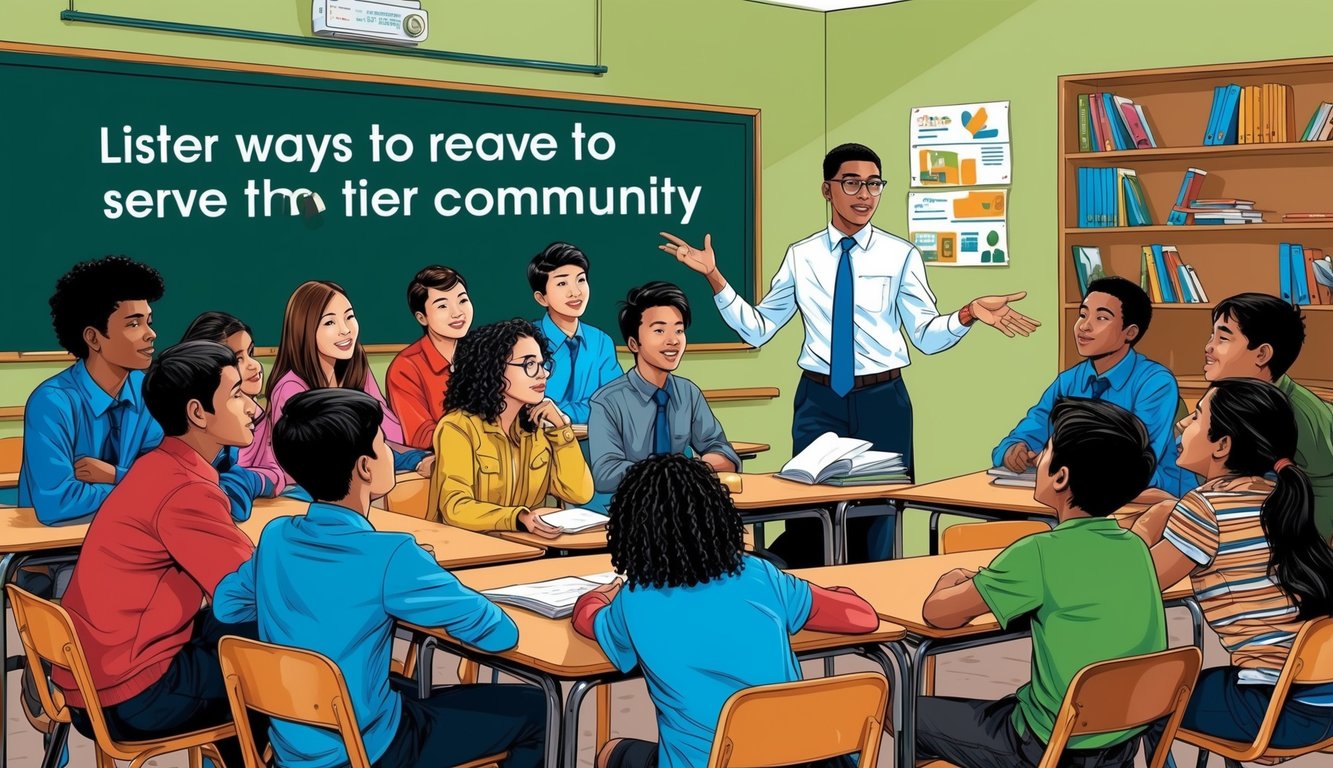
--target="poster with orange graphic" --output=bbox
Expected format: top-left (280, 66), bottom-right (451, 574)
top-left (909, 101), bottom-right (1011, 187)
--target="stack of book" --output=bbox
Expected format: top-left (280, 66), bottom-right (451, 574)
top-left (1076, 92), bottom-right (1158, 152)
top-left (1279, 243), bottom-right (1333, 306)
top-left (1176, 199), bottom-right (1264, 226)
top-left (1139, 244), bottom-right (1208, 304)
top-left (776, 432), bottom-right (909, 486)
top-left (1076, 167), bottom-right (1153, 228)
top-left (482, 572), bottom-right (621, 619)
top-left (987, 467), bottom-right (1035, 488)
top-left (1299, 102), bottom-right (1333, 142)
top-left (1232, 83), bottom-right (1296, 144)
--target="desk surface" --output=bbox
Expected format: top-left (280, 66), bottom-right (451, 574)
top-left (493, 526), bottom-right (756, 553)
top-left (730, 473), bottom-right (911, 510)
top-left (417, 554), bottom-right (907, 678)
top-left (0, 507), bottom-right (88, 553)
top-left (792, 549), bottom-right (1194, 640)
top-left (239, 499), bottom-right (545, 569)
top-left (880, 471), bottom-right (1052, 516)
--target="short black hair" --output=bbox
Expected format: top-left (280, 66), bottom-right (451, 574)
top-left (274, 389), bottom-right (382, 502)
top-left (1085, 276), bottom-right (1152, 346)
top-left (1046, 398), bottom-right (1155, 517)
top-left (406, 266), bottom-right (468, 324)
top-left (823, 143), bottom-right (882, 180)
top-left (527, 242), bottom-right (591, 294)
top-left (617, 281), bottom-right (691, 346)
top-left (1212, 293), bottom-right (1307, 379)
top-left (49, 256), bottom-right (165, 358)
top-left (143, 341), bottom-right (239, 437)
top-left (179, 311), bottom-right (251, 345)
top-left (606, 454), bottom-right (744, 589)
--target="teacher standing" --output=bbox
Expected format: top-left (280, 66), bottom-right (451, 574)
top-left (661, 142), bottom-right (1039, 566)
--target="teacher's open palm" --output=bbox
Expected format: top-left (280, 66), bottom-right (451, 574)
top-left (971, 292), bottom-right (1041, 338)
top-left (659, 231), bottom-right (716, 276)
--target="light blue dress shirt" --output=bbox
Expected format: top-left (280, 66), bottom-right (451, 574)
top-left (991, 348), bottom-right (1194, 496)
top-left (213, 502), bottom-right (518, 768)
top-left (538, 314), bottom-right (622, 425)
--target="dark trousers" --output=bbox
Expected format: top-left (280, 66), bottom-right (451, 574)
top-left (917, 695), bottom-right (1139, 768)
top-left (768, 374), bottom-right (913, 568)
top-left (601, 737), bottom-right (855, 768)
top-left (375, 680), bottom-right (546, 768)
top-left (68, 609), bottom-right (268, 768)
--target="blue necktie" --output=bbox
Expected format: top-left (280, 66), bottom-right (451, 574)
top-left (564, 335), bottom-right (582, 404)
top-left (1088, 375), bottom-right (1111, 400)
top-left (652, 388), bottom-right (671, 456)
top-left (830, 236), bottom-right (857, 397)
top-left (101, 400), bottom-right (126, 466)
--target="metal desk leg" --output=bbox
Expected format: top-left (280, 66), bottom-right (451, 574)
top-left (833, 502), bottom-right (849, 565)
top-left (818, 508), bottom-right (835, 567)
top-left (1, 551), bottom-right (27, 768)
top-left (928, 510), bottom-right (943, 556)
top-left (869, 642), bottom-right (913, 768)
top-left (563, 679), bottom-right (598, 768)
top-left (893, 501), bottom-right (906, 560)
top-left (1185, 597), bottom-right (1205, 651)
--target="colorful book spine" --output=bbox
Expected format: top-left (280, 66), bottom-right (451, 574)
top-left (1143, 246), bottom-right (1164, 302)
top-left (1187, 266), bottom-right (1209, 303)
top-left (1120, 101), bottom-right (1153, 149)
top-left (1091, 93), bottom-right (1113, 152)
top-left (1103, 93), bottom-right (1131, 150)
top-left (1134, 105), bottom-right (1158, 147)
top-left (1304, 248), bottom-right (1323, 305)
top-left (1162, 246), bottom-right (1187, 302)
top-left (1077, 94), bottom-right (1092, 152)
top-left (1167, 168), bottom-right (1207, 225)
top-left (1203, 86), bottom-right (1223, 145)
top-left (1279, 243), bottom-right (1294, 302)
top-left (1151, 244), bottom-right (1177, 302)
top-left (1215, 83), bottom-right (1241, 145)
top-left (1291, 244), bottom-right (1312, 304)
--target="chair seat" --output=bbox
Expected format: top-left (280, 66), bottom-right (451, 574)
top-left (103, 724), bottom-right (237, 761)
top-left (452, 752), bottom-right (507, 768)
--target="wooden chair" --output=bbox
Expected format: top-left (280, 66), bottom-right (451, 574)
top-left (0, 434), bottom-right (21, 474)
top-left (940, 520), bottom-right (1050, 556)
top-left (385, 477), bottom-right (430, 520)
top-left (5, 584), bottom-right (231, 768)
top-left (922, 646), bottom-right (1201, 768)
top-left (1177, 617), bottom-right (1333, 768)
top-left (698, 672), bottom-right (888, 768)
top-left (219, 635), bottom-right (506, 768)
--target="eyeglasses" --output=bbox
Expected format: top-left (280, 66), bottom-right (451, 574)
top-left (507, 358), bottom-right (553, 378)
top-left (829, 178), bottom-right (887, 196)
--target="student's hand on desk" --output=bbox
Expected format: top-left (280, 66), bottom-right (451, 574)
top-left (934, 567), bottom-right (977, 590)
top-left (659, 232), bottom-right (717, 277)
top-left (520, 507), bottom-right (566, 539)
top-left (74, 457), bottom-right (117, 484)
top-left (1002, 443), bottom-right (1037, 473)
top-left (415, 539), bottom-right (435, 555)
top-left (527, 399), bottom-right (571, 429)
top-left (414, 454), bottom-right (435, 478)
top-left (591, 578), bottom-right (623, 602)
top-left (969, 292), bottom-right (1041, 338)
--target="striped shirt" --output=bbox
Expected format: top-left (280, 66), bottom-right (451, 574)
top-left (1164, 476), bottom-right (1333, 704)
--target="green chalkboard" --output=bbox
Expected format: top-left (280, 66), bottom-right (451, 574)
top-left (0, 44), bottom-right (758, 355)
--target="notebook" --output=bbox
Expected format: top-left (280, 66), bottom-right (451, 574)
top-left (537, 508), bottom-right (610, 533)
top-left (776, 432), bottom-right (904, 485)
top-left (481, 573), bottom-right (621, 619)
top-left (987, 466), bottom-right (1037, 488)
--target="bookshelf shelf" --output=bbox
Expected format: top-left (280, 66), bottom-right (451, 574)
top-left (1059, 56), bottom-right (1333, 391)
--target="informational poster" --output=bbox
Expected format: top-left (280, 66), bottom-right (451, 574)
top-left (908, 189), bottom-right (1008, 267)
top-left (909, 101), bottom-right (1011, 187)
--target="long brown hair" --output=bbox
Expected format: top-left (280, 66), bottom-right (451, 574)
top-left (267, 281), bottom-right (370, 400)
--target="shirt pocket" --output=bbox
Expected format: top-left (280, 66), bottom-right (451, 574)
top-left (476, 453), bottom-right (504, 500)
top-left (530, 447), bottom-right (551, 473)
top-left (857, 274), bottom-right (893, 313)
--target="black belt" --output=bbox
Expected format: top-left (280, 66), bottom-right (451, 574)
top-left (802, 368), bottom-right (900, 390)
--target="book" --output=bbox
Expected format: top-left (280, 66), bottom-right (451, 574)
top-left (1304, 249), bottom-right (1323, 306)
top-left (1320, 107), bottom-right (1333, 141)
top-left (1134, 104), bottom-right (1158, 147)
top-left (1091, 92), bottom-right (1114, 152)
top-left (1104, 93), bottom-right (1133, 150)
top-left (1283, 212), bottom-right (1333, 221)
top-left (1301, 102), bottom-right (1331, 141)
top-left (1214, 83), bottom-right (1241, 145)
top-left (1186, 266), bottom-right (1209, 303)
top-left (1072, 245), bottom-right (1104, 295)
top-left (1279, 243), bottom-right (1294, 303)
top-left (1139, 246), bottom-right (1149, 294)
top-left (1117, 97), bottom-right (1152, 149)
top-left (776, 432), bottom-right (902, 485)
top-left (1239, 85), bottom-right (1252, 144)
top-left (1203, 85), bottom-right (1224, 145)
top-left (1125, 173), bottom-right (1153, 225)
top-left (821, 472), bottom-right (912, 487)
top-left (1167, 168), bottom-right (1207, 225)
top-left (1163, 246), bottom-right (1188, 302)
top-left (537, 507), bottom-right (610, 533)
top-left (1077, 94), bottom-right (1092, 152)
top-left (1087, 94), bottom-right (1104, 152)
top-left (1276, 83), bottom-right (1294, 142)
top-left (987, 466), bottom-right (1036, 488)
top-left (1313, 258), bottom-right (1333, 304)
top-left (481, 573), bottom-right (621, 619)
top-left (1151, 244), bottom-right (1176, 302)
top-left (1142, 245), bottom-right (1164, 302)
top-left (1291, 244), bottom-right (1312, 305)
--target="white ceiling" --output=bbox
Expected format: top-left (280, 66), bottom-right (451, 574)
top-left (747, 0), bottom-right (911, 11)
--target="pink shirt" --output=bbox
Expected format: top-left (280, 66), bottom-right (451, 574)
top-left (244, 369), bottom-right (404, 487)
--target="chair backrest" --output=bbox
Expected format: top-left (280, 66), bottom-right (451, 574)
top-left (941, 520), bottom-right (1050, 554)
top-left (705, 672), bottom-right (888, 768)
top-left (385, 478), bottom-right (430, 520)
top-left (219, 635), bottom-right (371, 768)
top-left (1222, 616), bottom-right (1333, 759)
top-left (1039, 647), bottom-right (1202, 768)
top-left (0, 435), bottom-right (21, 474)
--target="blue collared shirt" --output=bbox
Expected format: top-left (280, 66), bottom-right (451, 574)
top-left (19, 361), bottom-right (164, 524)
top-left (538, 314), bottom-right (622, 425)
top-left (992, 348), bottom-right (1194, 496)
top-left (213, 502), bottom-right (517, 768)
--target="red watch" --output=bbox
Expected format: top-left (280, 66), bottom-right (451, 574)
top-left (959, 303), bottom-right (977, 326)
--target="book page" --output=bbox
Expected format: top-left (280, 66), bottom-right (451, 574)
top-left (538, 508), bottom-right (610, 532)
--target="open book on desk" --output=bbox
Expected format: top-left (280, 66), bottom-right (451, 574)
top-left (537, 507), bottom-right (610, 533)
top-left (776, 432), bottom-right (905, 485)
top-left (481, 572), bottom-right (621, 619)
top-left (987, 466), bottom-right (1037, 488)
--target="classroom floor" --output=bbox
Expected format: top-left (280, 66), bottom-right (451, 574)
top-left (5, 605), bottom-right (1331, 768)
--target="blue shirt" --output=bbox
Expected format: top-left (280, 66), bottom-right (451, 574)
top-left (213, 502), bottom-right (517, 768)
top-left (991, 348), bottom-right (1194, 496)
top-left (593, 556), bottom-right (813, 768)
top-left (538, 314), bottom-right (622, 424)
top-left (19, 361), bottom-right (163, 524)
top-left (212, 447), bottom-right (274, 523)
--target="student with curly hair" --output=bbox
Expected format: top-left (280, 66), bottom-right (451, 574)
top-left (20, 255), bottom-right (166, 524)
top-left (571, 454), bottom-right (879, 768)
top-left (426, 318), bottom-right (593, 533)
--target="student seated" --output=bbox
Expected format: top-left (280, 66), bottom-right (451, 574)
top-left (588, 282), bottom-right (739, 500)
top-left (920, 398), bottom-right (1166, 768)
top-left (572, 454), bottom-right (878, 768)
top-left (19, 256), bottom-right (165, 524)
top-left (426, 319), bottom-right (593, 534)
top-left (53, 341), bottom-right (267, 768)
top-left (1198, 292), bottom-right (1333, 542)
top-left (387, 266), bottom-right (473, 450)
top-left (214, 389), bottom-right (544, 768)
top-left (254, 280), bottom-right (431, 493)
top-left (992, 276), bottom-right (1192, 497)
top-left (179, 311), bottom-right (283, 519)
top-left (1138, 379), bottom-right (1333, 754)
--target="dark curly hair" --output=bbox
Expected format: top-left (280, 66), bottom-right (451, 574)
top-left (607, 454), bottom-right (744, 589)
top-left (444, 319), bottom-right (550, 433)
top-left (49, 256), bottom-right (165, 358)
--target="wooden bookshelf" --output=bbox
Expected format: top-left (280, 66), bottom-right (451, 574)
top-left (1059, 57), bottom-right (1333, 393)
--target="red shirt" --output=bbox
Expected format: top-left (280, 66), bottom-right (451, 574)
top-left (52, 438), bottom-right (254, 707)
top-left (387, 335), bottom-right (452, 450)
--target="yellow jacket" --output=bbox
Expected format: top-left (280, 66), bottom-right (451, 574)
top-left (427, 410), bottom-right (594, 530)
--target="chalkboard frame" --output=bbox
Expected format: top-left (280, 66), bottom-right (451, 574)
top-left (0, 41), bottom-right (763, 361)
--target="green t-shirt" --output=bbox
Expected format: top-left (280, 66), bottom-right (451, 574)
top-left (972, 516), bottom-right (1167, 750)
top-left (1277, 376), bottom-right (1333, 542)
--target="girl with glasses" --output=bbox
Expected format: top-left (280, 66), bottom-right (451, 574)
top-left (426, 318), bottom-right (593, 535)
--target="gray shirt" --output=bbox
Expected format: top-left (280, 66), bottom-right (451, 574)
top-left (588, 368), bottom-right (741, 494)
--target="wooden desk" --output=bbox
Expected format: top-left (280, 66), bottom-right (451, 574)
top-left (240, 499), bottom-right (545, 570)
top-left (491, 528), bottom-right (608, 553)
top-left (730, 441), bottom-right (770, 460)
top-left (412, 554), bottom-right (907, 768)
top-left (0, 472), bottom-right (16, 490)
